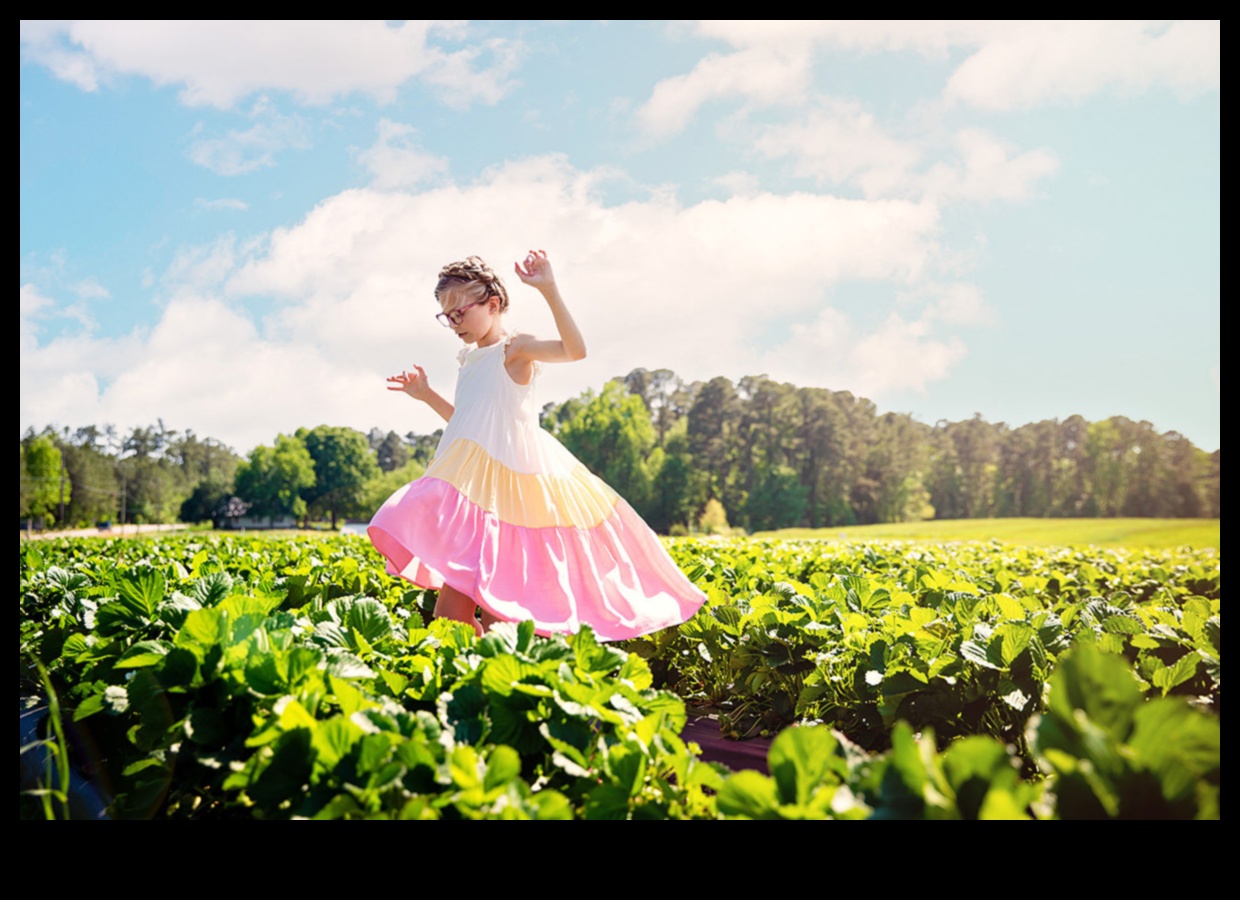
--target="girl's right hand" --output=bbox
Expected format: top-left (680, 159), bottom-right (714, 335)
top-left (388, 365), bottom-right (431, 402)
top-left (514, 249), bottom-right (555, 290)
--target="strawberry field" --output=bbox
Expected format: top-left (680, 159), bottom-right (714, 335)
top-left (20, 533), bottom-right (1219, 819)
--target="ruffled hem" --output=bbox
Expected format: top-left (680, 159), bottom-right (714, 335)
top-left (368, 476), bottom-right (705, 641)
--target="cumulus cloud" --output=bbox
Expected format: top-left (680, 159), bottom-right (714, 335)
top-left (944, 20), bottom-right (1220, 111)
top-left (637, 45), bottom-right (812, 137)
top-left (920, 129), bottom-right (1059, 203)
top-left (760, 306), bottom-right (968, 398)
top-left (23, 157), bottom-right (978, 450)
top-left (20, 284), bottom-right (55, 350)
top-left (20, 20), bottom-right (520, 110)
top-left (639, 20), bottom-right (1219, 138)
top-left (20, 283), bottom-right (144, 433)
top-left (752, 100), bottom-right (922, 198)
top-left (752, 107), bottom-right (1056, 204)
top-left (356, 119), bottom-right (450, 190)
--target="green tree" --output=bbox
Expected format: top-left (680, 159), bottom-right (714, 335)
top-left (556, 381), bottom-right (660, 518)
top-left (375, 430), bottom-right (411, 473)
top-left (116, 424), bottom-right (183, 524)
top-left (698, 498), bottom-right (729, 535)
top-left (234, 435), bottom-right (316, 524)
top-left (358, 458), bottom-right (426, 516)
top-left (741, 464), bottom-right (808, 531)
top-left (648, 422), bottom-right (696, 534)
top-left (297, 425), bottom-right (381, 528)
top-left (61, 440), bottom-right (120, 526)
top-left (22, 434), bottom-right (67, 526)
top-left (687, 376), bottom-right (741, 512)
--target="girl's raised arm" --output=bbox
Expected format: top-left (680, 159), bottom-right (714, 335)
top-left (509, 250), bottom-right (586, 366)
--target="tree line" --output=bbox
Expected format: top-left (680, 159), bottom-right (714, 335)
top-left (20, 369), bottom-right (1219, 533)
top-left (544, 369), bottom-right (1220, 533)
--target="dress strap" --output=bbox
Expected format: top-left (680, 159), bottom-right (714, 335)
top-left (501, 332), bottom-right (541, 381)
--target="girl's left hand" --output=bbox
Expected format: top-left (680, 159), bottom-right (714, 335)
top-left (514, 249), bottom-right (555, 289)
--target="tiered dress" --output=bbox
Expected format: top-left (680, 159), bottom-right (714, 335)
top-left (368, 334), bottom-right (705, 641)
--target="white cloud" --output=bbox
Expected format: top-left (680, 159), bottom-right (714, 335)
top-left (20, 284), bottom-right (145, 433)
top-left (640, 20), bottom-right (1219, 137)
top-left (20, 20), bottom-right (520, 110)
top-left (753, 108), bottom-right (1056, 204)
top-left (711, 171), bottom-right (761, 196)
top-left (945, 20), bottom-right (1220, 111)
top-left (71, 278), bottom-right (110, 300)
top-left (187, 98), bottom-right (310, 176)
top-left (752, 100), bottom-right (922, 198)
top-left (195, 197), bottom-right (249, 211)
top-left (761, 306), bottom-right (968, 397)
top-left (20, 284), bottom-right (55, 351)
top-left (19, 19), bottom-right (102, 92)
top-left (162, 234), bottom-right (243, 292)
top-left (922, 283), bottom-right (996, 327)
top-left (920, 129), bottom-right (1059, 203)
top-left (23, 157), bottom-right (979, 451)
top-left (637, 45), bottom-right (812, 137)
top-left (356, 119), bottom-right (450, 190)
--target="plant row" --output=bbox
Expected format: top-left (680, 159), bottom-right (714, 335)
top-left (20, 534), bottom-right (1219, 818)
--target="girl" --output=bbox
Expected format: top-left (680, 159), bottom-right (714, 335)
top-left (367, 250), bottom-right (705, 640)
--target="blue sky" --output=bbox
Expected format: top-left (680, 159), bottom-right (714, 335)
top-left (20, 21), bottom-right (1220, 454)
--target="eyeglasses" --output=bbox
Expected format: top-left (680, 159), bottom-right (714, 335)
top-left (436, 299), bottom-right (487, 328)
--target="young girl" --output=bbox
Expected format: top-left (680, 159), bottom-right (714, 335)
top-left (367, 250), bottom-right (706, 640)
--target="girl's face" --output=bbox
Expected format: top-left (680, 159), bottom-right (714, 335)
top-left (439, 289), bottom-right (500, 344)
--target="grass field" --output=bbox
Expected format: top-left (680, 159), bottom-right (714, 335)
top-left (752, 517), bottom-right (1220, 550)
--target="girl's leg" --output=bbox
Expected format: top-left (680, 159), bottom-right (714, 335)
top-left (434, 584), bottom-right (483, 636)
top-left (479, 607), bottom-right (501, 632)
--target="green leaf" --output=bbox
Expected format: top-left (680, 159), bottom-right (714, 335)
top-left (960, 640), bottom-right (1000, 670)
top-left (117, 568), bottom-right (166, 619)
top-left (483, 745), bottom-right (521, 792)
top-left (1128, 698), bottom-right (1220, 808)
top-left (313, 717), bottom-right (363, 773)
top-left (1150, 652), bottom-right (1199, 696)
top-left (767, 725), bottom-right (839, 807)
top-left (997, 622), bottom-right (1035, 667)
top-left (1045, 645), bottom-right (1141, 744)
top-left (115, 640), bottom-right (172, 669)
top-left (717, 771), bottom-right (780, 819)
top-left (176, 607), bottom-right (229, 650)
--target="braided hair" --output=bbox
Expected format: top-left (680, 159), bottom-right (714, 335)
top-left (435, 256), bottom-right (510, 313)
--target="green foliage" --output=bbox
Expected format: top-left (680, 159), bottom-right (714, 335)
top-left (358, 458), bottom-right (426, 517)
top-left (23, 435), bottom-right (66, 523)
top-left (741, 464), bottom-right (807, 531)
top-left (553, 381), bottom-right (660, 518)
top-left (20, 534), bottom-right (723, 819)
top-left (717, 645), bottom-right (1218, 820)
top-left (1034, 645), bottom-right (1219, 818)
top-left (631, 537), bottom-right (1220, 760)
top-left (19, 534), bottom-right (1220, 820)
top-left (235, 434), bottom-right (316, 523)
top-left (698, 499), bottom-right (729, 535)
top-left (298, 425), bottom-right (381, 528)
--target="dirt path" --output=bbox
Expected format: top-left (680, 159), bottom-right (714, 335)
top-left (19, 523), bottom-right (190, 541)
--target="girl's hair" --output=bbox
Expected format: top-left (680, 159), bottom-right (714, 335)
top-left (435, 256), bottom-right (509, 313)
